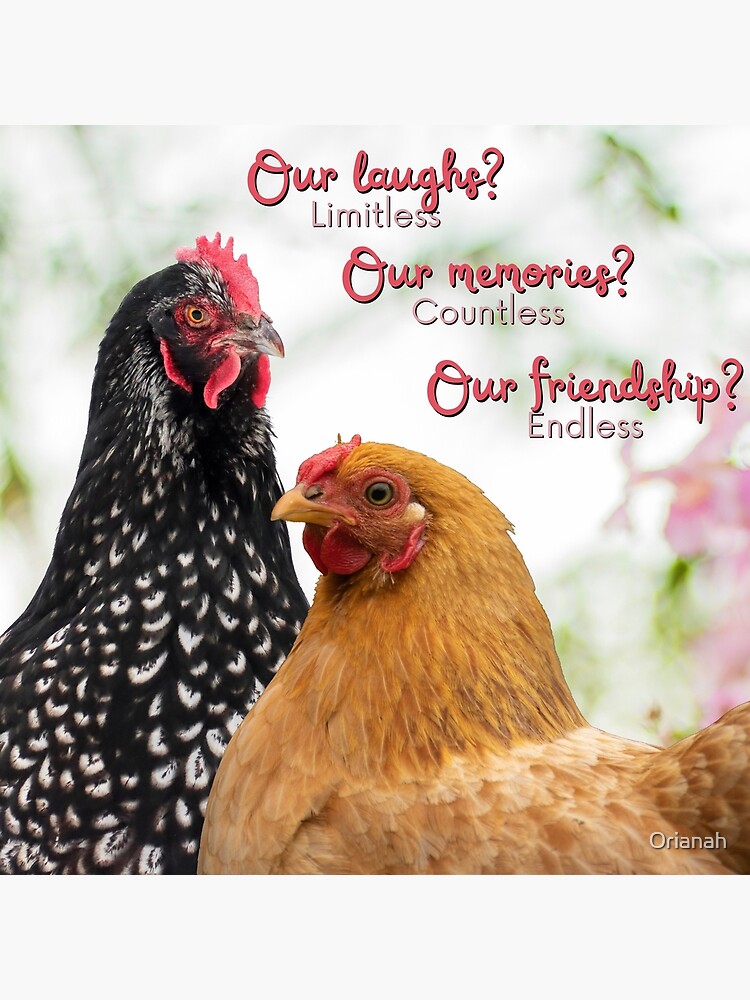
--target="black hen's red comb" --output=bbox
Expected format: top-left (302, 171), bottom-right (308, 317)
top-left (297, 435), bottom-right (362, 484)
top-left (176, 233), bottom-right (262, 318)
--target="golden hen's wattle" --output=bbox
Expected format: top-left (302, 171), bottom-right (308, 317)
top-left (198, 436), bottom-right (750, 875)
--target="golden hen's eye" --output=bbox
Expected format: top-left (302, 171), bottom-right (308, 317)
top-left (364, 481), bottom-right (394, 506)
top-left (185, 305), bottom-right (209, 327)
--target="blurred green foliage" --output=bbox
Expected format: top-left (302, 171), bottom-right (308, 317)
top-left (0, 187), bottom-right (31, 527)
top-left (589, 131), bottom-right (681, 222)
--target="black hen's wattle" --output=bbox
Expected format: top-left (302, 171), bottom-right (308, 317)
top-left (0, 259), bottom-right (309, 873)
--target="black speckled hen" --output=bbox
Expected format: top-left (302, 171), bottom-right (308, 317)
top-left (0, 234), bottom-right (308, 873)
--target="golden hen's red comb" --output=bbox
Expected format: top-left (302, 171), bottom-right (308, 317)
top-left (297, 435), bottom-right (363, 484)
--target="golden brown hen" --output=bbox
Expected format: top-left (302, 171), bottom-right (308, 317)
top-left (198, 436), bottom-right (750, 875)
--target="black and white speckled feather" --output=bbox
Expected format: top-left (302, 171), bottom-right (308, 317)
top-left (0, 251), bottom-right (309, 873)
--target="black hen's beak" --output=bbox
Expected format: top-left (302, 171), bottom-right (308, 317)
top-left (222, 315), bottom-right (285, 358)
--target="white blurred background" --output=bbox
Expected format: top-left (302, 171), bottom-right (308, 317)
top-left (1, 125), bottom-right (749, 743)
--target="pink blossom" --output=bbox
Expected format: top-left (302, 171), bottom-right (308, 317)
top-left (614, 397), bottom-right (750, 724)
top-left (619, 398), bottom-right (750, 557)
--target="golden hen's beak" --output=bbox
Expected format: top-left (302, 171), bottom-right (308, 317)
top-left (271, 484), bottom-right (355, 527)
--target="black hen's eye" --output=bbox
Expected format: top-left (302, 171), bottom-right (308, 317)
top-left (364, 481), bottom-right (394, 506)
top-left (185, 305), bottom-right (209, 327)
